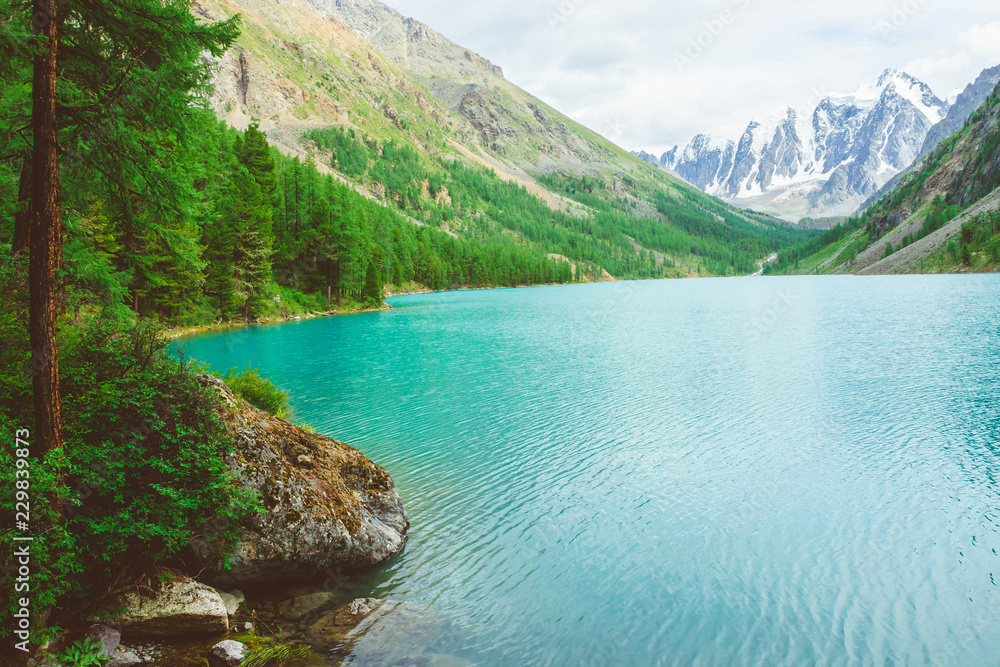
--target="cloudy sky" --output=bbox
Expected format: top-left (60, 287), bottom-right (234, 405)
top-left (390, 0), bottom-right (1000, 154)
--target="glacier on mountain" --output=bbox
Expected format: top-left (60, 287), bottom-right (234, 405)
top-left (638, 69), bottom-right (949, 219)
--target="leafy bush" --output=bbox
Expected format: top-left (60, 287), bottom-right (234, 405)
top-left (0, 417), bottom-right (77, 649)
top-left (59, 319), bottom-right (259, 592)
top-left (222, 366), bottom-right (291, 419)
top-left (54, 638), bottom-right (105, 666)
top-left (1, 311), bottom-right (259, 646)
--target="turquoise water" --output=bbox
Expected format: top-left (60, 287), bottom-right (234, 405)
top-left (175, 276), bottom-right (1000, 666)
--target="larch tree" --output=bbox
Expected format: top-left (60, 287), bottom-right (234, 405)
top-left (28, 0), bottom-right (63, 456)
top-left (4, 0), bottom-right (241, 462)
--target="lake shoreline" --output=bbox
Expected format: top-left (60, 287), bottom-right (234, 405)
top-left (169, 280), bottom-right (599, 342)
top-left (166, 303), bottom-right (393, 341)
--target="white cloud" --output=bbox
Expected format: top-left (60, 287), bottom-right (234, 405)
top-left (394, 0), bottom-right (1000, 152)
top-left (904, 53), bottom-right (973, 84)
top-left (958, 21), bottom-right (1000, 57)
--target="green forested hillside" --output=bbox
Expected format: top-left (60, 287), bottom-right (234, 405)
top-left (306, 126), bottom-right (816, 281)
top-left (192, 0), bottom-right (818, 288)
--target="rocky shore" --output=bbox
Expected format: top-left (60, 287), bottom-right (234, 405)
top-left (29, 377), bottom-right (410, 666)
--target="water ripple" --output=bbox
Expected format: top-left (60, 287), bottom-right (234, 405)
top-left (174, 276), bottom-right (1000, 666)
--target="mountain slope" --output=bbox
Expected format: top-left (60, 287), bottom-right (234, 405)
top-left (767, 79), bottom-right (1000, 276)
top-left (638, 70), bottom-right (948, 220)
top-left (193, 0), bottom-right (814, 278)
top-left (860, 63), bottom-right (1000, 212)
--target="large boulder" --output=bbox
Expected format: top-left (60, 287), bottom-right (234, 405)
top-left (108, 576), bottom-right (229, 638)
top-left (189, 376), bottom-right (409, 587)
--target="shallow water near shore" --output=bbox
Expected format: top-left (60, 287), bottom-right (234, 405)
top-left (175, 275), bottom-right (1000, 666)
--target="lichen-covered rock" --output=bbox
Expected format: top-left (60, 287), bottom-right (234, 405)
top-left (189, 376), bottom-right (409, 587)
top-left (111, 577), bottom-right (229, 638)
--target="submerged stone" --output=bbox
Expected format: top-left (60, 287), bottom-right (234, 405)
top-left (303, 598), bottom-right (446, 663)
top-left (277, 591), bottom-right (336, 621)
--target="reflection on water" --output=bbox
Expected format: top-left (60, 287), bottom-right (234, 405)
top-left (178, 275), bottom-right (1000, 666)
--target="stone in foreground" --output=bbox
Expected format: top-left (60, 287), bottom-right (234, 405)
top-left (85, 623), bottom-right (121, 658)
top-left (303, 598), bottom-right (388, 648)
top-left (109, 576), bottom-right (229, 638)
top-left (189, 376), bottom-right (409, 587)
top-left (302, 597), bottom-right (445, 662)
top-left (215, 588), bottom-right (245, 617)
top-left (108, 652), bottom-right (143, 667)
top-left (277, 592), bottom-right (336, 621)
top-left (209, 640), bottom-right (247, 666)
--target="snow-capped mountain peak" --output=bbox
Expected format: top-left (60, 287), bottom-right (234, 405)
top-left (644, 69), bottom-right (949, 219)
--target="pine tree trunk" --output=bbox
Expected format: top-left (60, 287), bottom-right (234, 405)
top-left (12, 156), bottom-right (32, 255)
top-left (334, 257), bottom-right (342, 307)
top-left (293, 167), bottom-right (299, 241)
top-left (28, 0), bottom-right (64, 458)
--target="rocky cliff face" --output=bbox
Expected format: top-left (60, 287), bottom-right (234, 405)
top-left (304, 0), bottom-right (504, 83)
top-left (921, 64), bottom-right (1000, 157)
top-left (188, 376), bottom-right (408, 587)
top-left (198, 0), bottom-right (619, 173)
top-left (861, 63), bottom-right (1000, 211)
top-left (638, 69), bottom-right (949, 219)
top-left (792, 79), bottom-right (1000, 276)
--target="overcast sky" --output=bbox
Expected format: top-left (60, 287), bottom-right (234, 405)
top-left (389, 0), bottom-right (1000, 154)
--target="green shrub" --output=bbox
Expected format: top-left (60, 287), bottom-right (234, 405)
top-left (231, 634), bottom-right (326, 667)
top-left (1, 314), bottom-right (259, 649)
top-left (54, 638), bottom-right (105, 666)
top-left (961, 221), bottom-right (976, 245)
top-left (947, 239), bottom-right (960, 262)
top-left (222, 366), bottom-right (291, 419)
top-left (59, 319), bottom-right (259, 590)
top-left (0, 417), bottom-right (77, 649)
